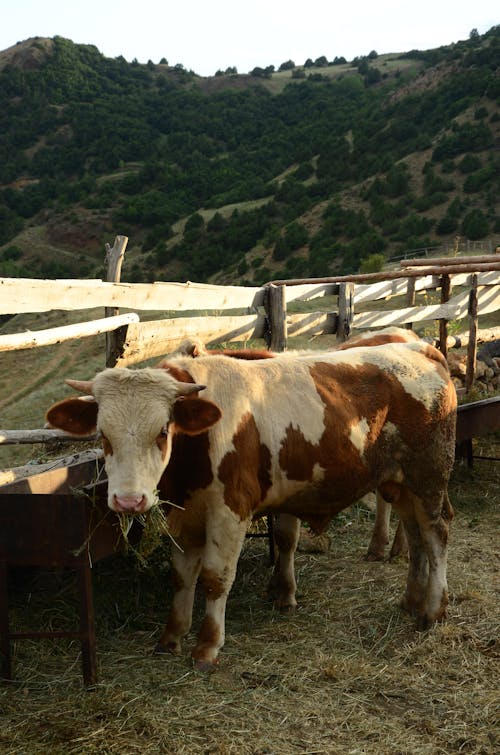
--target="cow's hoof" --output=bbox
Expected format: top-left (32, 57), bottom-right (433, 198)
top-left (276, 602), bottom-right (296, 614)
top-left (154, 640), bottom-right (180, 655)
top-left (363, 551), bottom-right (384, 562)
top-left (415, 614), bottom-right (432, 632)
top-left (192, 658), bottom-right (218, 673)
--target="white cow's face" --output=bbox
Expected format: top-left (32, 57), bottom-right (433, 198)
top-left (46, 368), bottom-right (221, 514)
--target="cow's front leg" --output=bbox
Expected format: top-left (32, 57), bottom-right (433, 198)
top-left (192, 516), bottom-right (248, 669)
top-left (267, 514), bottom-right (301, 611)
top-left (156, 545), bottom-right (203, 655)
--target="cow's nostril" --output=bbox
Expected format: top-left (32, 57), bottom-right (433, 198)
top-left (113, 494), bottom-right (146, 513)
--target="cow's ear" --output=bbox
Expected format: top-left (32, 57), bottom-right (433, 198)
top-left (46, 396), bottom-right (98, 435)
top-left (172, 398), bottom-right (221, 435)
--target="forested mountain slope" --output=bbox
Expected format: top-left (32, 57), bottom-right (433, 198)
top-left (0, 28), bottom-right (498, 285)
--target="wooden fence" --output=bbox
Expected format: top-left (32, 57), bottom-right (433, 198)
top-left (1, 234), bottom-right (499, 477)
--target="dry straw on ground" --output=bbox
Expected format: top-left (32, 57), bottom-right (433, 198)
top-left (1, 438), bottom-right (499, 755)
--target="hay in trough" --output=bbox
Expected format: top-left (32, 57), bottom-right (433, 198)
top-left (1, 437), bottom-right (499, 754)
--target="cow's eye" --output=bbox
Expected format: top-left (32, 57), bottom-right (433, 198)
top-left (101, 433), bottom-right (113, 456)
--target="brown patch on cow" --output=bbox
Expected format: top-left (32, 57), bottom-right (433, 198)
top-left (279, 425), bottom-right (318, 481)
top-left (218, 412), bottom-right (272, 520)
top-left (199, 567), bottom-right (226, 600)
top-left (159, 362), bottom-right (196, 385)
top-left (212, 348), bottom-right (274, 360)
top-left (159, 432), bottom-right (214, 545)
top-left (101, 433), bottom-right (113, 457)
top-left (306, 361), bottom-right (454, 507)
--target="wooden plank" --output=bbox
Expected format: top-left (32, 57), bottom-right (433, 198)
top-left (0, 450), bottom-right (103, 489)
top-left (114, 314), bottom-right (267, 366)
top-left (0, 277), bottom-right (265, 315)
top-left (354, 275), bottom-right (438, 304)
top-left (0, 429), bottom-right (97, 445)
top-left (271, 262), bottom-right (500, 287)
top-left (0, 313), bottom-right (139, 352)
top-left (456, 397), bottom-right (500, 442)
top-left (353, 285), bottom-right (500, 328)
top-left (400, 254), bottom-right (500, 268)
top-left (287, 312), bottom-right (337, 338)
top-left (284, 282), bottom-right (338, 304)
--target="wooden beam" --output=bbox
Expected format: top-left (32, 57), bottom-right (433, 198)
top-left (0, 449), bottom-right (103, 488)
top-left (0, 313), bottom-right (139, 352)
top-left (0, 278), bottom-right (266, 315)
top-left (270, 262), bottom-right (500, 287)
top-left (0, 429), bottom-right (97, 445)
top-left (105, 235), bottom-right (128, 367)
top-left (400, 254), bottom-right (500, 268)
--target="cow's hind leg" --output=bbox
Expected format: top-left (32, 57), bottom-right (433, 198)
top-left (156, 545), bottom-right (203, 655)
top-left (365, 490), bottom-right (392, 561)
top-left (192, 517), bottom-right (248, 669)
top-left (397, 488), bottom-right (451, 628)
top-left (267, 514), bottom-right (301, 611)
top-left (413, 494), bottom-right (451, 628)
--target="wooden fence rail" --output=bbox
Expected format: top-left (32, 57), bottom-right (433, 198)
top-left (0, 234), bottom-right (499, 479)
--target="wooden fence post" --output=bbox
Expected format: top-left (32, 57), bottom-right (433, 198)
top-left (438, 273), bottom-right (451, 358)
top-left (405, 277), bottom-right (416, 330)
top-left (105, 235), bottom-right (128, 367)
top-left (264, 284), bottom-right (287, 352)
top-left (337, 282), bottom-right (354, 342)
top-left (465, 274), bottom-right (478, 393)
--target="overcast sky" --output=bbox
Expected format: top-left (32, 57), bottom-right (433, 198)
top-left (2, 0), bottom-right (498, 77)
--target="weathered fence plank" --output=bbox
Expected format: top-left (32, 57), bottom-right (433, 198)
top-left (0, 449), bottom-right (103, 487)
top-left (353, 285), bottom-right (500, 329)
top-left (114, 314), bottom-right (266, 366)
top-left (0, 278), bottom-right (265, 315)
top-left (0, 313), bottom-right (139, 352)
top-left (400, 254), bottom-right (500, 268)
top-left (0, 429), bottom-right (97, 445)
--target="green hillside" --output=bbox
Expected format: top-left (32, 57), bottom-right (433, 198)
top-left (0, 29), bottom-right (499, 286)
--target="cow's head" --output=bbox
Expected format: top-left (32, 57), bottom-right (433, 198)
top-left (46, 368), bottom-right (221, 514)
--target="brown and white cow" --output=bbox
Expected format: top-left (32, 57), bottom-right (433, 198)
top-left (46, 340), bottom-right (456, 668)
top-left (166, 326), bottom-right (420, 561)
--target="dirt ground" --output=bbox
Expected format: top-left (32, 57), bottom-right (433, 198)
top-left (0, 438), bottom-right (498, 755)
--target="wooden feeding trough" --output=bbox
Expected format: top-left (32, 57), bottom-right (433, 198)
top-left (0, 455), bottom-right (135, 687)
top-left (456, 396), bottom-right (500, 466)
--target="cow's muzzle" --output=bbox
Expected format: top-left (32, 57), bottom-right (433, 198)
top-left (113, 494), bottom-right (147, 514)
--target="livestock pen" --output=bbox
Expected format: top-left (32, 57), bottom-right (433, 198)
top-left (0, 236), bottom-right (499, 754)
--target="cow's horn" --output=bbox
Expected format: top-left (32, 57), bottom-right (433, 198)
top-left (65, 378), bottom-right (94, 394)
top-left (176, 382), bottom-right (206, 396)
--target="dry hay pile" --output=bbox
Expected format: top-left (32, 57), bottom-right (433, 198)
top-left (0, 440), bottom-right (498, 755)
